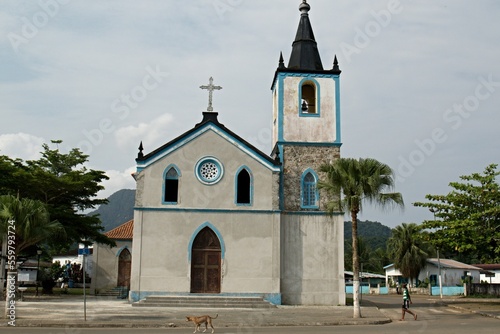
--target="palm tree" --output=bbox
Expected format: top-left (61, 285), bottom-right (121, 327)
top-left (0, 195), bottom-right (65, 317)
top-left (319, 157), bottom-right (404, 318)
top-left (387, 223), bottom-right (430, 286)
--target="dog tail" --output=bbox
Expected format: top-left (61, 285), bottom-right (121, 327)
top-left (213, 314), bottom-right (218, 319)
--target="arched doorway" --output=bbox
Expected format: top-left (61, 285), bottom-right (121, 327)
top-left (117, 248), bottom-right (131, 288)
top-left (190, 227), bottom-right (221, 293)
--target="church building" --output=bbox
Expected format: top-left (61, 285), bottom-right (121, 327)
top-left (130, 0), bottom-right (345, 306)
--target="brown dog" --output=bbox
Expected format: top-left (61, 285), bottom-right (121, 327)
top-left (185, 314), bottom-right (218, 333)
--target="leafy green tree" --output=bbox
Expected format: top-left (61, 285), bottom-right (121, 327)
top-left (319, 157), bottom-right (404, 319)
top-left (414, 164), bottom-right (500, 263)
top-left (386, 223), bottom-right (430, 285)
top-left (0, 141), bottom-right (114, 252)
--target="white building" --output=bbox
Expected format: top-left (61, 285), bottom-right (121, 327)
top-left (385, 258), bottom-right (481, 287)
top-left (473, 264), bottom-right (500, 284)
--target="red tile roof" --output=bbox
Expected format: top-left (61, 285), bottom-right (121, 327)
top-left (105, 219), bottom-right (134, 240)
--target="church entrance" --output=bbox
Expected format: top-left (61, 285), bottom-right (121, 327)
top-left (117, 248), bottom-right (131, 288)
top-left (190, 227), bottom-right (221, 293)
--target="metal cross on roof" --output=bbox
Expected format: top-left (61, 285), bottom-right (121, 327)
top-left (200, 77), bottom-right (222, 112)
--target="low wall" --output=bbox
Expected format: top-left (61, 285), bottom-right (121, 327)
top-left (346, 285), bottom-right (464, 296)
top-left (466, 283), bottom-right (500, 297)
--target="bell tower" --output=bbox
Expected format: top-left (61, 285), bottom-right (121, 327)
top-left (271, 0), bottom-right (342, 211)
top-left (275, 1), bottom-right (345, 306)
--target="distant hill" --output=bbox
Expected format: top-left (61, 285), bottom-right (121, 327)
top-left (89, 189), bottom-right (135, 232)
top-left (344, 220), bottom-right (392, 250)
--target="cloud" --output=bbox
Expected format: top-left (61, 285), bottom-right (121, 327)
top-left (99, 166), bottom-right (136, 199)
top-left (0, 133), bottom-right (45, 160)
top-left (114, 113), bottom-right (174, 151)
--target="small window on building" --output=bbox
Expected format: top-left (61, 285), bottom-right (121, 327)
top-left (301, 82), bottom-right (316, 114)
top-left (302, 171), bottom-right (317, 207)
top-left (236, 168), bottom-right (251, 205)
top-left (236, 169), bottom-right (251, 204)
top-left (164, 167), bottom-right (179, 203)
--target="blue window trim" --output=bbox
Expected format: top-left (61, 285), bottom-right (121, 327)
top-left (195, 156), bottom-right (224, 185)
top-left (300, 168), bottom-right (319, 209)
top-left (187, 222), bottom-right (226, 262)
top-left (234, 166), bottom-right (253, 206)
top-left (298, 78), bottom-right (321, 118)
top-left (115, 245), bottom-right (130, 257)
top-left (162, 164), bottom-right (181, 205)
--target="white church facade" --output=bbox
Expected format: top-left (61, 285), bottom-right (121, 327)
top-left (129, 1), bottom-right (345, 306)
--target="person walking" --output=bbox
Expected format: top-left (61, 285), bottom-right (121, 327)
top-left (400, 283), bottom-right (417, 321)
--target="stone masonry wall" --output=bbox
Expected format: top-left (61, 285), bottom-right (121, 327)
top-left (282, 145), bottom-right (340, 211)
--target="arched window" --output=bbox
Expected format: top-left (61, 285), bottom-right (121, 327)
top-left (236, 168), bottom-right (251, 205)
top-left (164, 166), bottom-right (179, 203)
top-left (300, 82), bottom-right (316, 114)
top-left (301, 170), bottom-right (318, 208)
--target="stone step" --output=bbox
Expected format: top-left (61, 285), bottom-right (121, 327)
top-left (97, 287), bottom-right (129, 298)
top-left (132, 296), bottom-right (276, 308)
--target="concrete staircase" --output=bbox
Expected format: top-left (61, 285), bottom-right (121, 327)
top-left (132, 296), bottom-right (276, 308)
top-left (97, 287), bottom-right (129, 299)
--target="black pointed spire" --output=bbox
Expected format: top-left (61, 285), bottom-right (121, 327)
top-left (278, 52), bottom-right (286, 69)
top-left (287, 1), bottom-right (323, 71)
top-left (273, 145), bottom-right (281, 164)
top-left (137, 141), bottom-right (144, 159)
top-left (332, 55), bottom-right (341, 74)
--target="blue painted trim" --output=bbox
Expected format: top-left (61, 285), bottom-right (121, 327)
top-left (273, 72), bottom-right (342, 146)
top-left (277, 74), bottom-right (285, 142)
top-left (278, 143), bottom-right (285, 210)
top-left (188, 222), bottom-right (226, 262)
top-left (134, 207), bottom-right (281, 214)
top-left (129, 290), bottom-right (281, 304)
top-left (115, 245), bottom-right (130, 257)
top-left (333, 75), bottom-right (342, 144)
top-left (274, 141), bottom-right (342, 147)
top-left (298, 78), bottom-right (321, 117)
top-left (234, 166), bottom-right (253, 206)
top-left (300, 168), bottom-right (319, 209)
top-left (194, 156), bottom-right (224, 185)
top-left (136, 123), bottom-right (280, 172)
top-left (282, 210), bottom-right (343, 216)
top-left (162, 164), bottom-right (181, 205)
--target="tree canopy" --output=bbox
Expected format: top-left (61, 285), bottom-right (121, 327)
top-left (0, 141), bottom-right (115, 254)
top-left (387, 223), bottom-right (431, 284)
top-left (414, 164), bottom-right (500, 263)
top-left (319, 157), bottom-right (403, 319)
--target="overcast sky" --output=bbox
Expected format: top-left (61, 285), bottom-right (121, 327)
top-left (1, 0), bottom-right (499, 228)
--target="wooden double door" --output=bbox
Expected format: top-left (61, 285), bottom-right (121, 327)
top-left (190, 227), bottom-right (221, 293)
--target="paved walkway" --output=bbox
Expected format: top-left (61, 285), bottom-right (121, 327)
top-left (2, 295), bottom-right (391, 328)
top-left (2, 295), bottom-right (499, 328)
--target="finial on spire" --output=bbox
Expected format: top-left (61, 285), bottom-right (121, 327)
top-left (278, 52), bottom-right (286, 69)
top-left (332, 55), bottom-right (341, 73)
top-left (137, 141), bottom-right (144, 159)
top-left (200, 77), bottom-right (222, 112)
top-left (299, 0), bottom-right (310, 14)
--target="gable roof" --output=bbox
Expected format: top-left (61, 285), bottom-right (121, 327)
top-left (105, 219), bottom-right (134, 240)
top-left (135, 112), bottom-right (280, 171)
top-left (384, 259), bottom-right (482, 271)
top-left (426, 258), bottom-right (481, 271)
top-left (472, 264), bottom-right (500, 271)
